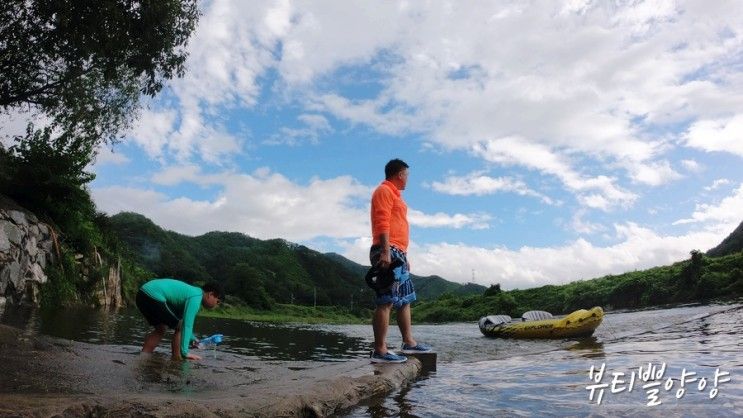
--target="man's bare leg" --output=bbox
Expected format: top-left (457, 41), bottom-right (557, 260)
top-left (397, 303), bottom-right (417, 347)
top-left (172, 324), bottom-right (183, 360)
top-left (373, 303), bottom-right (392, 353)
top-left (142, 324), bottom-right (166, 353)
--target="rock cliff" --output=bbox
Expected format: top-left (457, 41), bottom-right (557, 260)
top-left (0, 199), bottom-right (54, 306)
top-left (0, 196), bottom-right (123, 309)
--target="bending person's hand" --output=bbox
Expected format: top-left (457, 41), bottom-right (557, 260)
top-left (185, 353), bottom-right (202, 361)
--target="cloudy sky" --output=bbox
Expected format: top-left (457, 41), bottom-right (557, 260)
top-left (37, 1), bottom-right (743, 289)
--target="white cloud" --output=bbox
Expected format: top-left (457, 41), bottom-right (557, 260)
top-left (674, 183), bottom-right (743, 225)
top-left (175, 1), bottom-right (277, 107)
top-left (126, 1), bottom-right (284, 162)
top-left (705, 178), bottom-right (731, 191)
top-left (310, 94), bottom-right (427, 136)
top-left (405, 221), bottom-right (731, 290)
top-left (473, 137), bottom-right (637, 210)
top-left (685, 114), bottom-right (743, 158)
top-left (266, 114), bottom-right (334, 145)
top-left (681, 159), bottom-right (703, 173)
top-left (93, 169), bottom-right (371, 241)
top-left (130, 109), bottom-right (177, 159)
top-left (92, 146), bottom-right (130, 166)
top-left (626, 160), bottom-right (682, 186)
top-left (408, 209), bottom-right (491, 230)
top-left (129, 104), bottom-right (242, 164)
top-left (274, 2), bottom-right (402, 85)
top-left (430, 172), bottom-right (555, 204)
top-left (611, 0), bottom-right (679, 34)
top-left (560, 0), bottom-right (592, 16)
top-left (570, 209), bottom-right (605, 235)
top-left (150, 165), bottom-right (203, 186)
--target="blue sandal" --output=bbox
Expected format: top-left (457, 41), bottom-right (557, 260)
top-left (400, 342), bottom-right (433, 353)
top-left (370, 351), bottom-right (408, 363)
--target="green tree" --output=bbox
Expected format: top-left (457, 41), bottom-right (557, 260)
top-left (483, 283), bottom-right (502, 297)
top-left (225, 263), bottom-right (273, 310)
top-left (0, 0), bottom-right (199, 147)
top-left (1, 126), bottom-right (100, 251)
top-left (1, 2), bottom-right (200, 307)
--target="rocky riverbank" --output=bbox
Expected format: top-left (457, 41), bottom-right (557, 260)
top-left (0, 324), bottom-right (421, 417)
top-left (0, 195), bottom-right (124, 310)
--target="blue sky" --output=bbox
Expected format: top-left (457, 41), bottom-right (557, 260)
top-left (7, 1), bottom-right (743, 290)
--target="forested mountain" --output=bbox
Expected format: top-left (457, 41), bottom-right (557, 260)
top-left (108, 212), bottom-right (484, 311)
top-left (707, 220), bottom-right (743, 257)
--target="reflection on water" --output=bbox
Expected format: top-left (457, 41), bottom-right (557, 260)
top-left (198, 318), bottom-right (372, 361)
top-left (567, 337), bottom-right (606, 359)
top-left (2, 303), bottom-right (741, 416)
top-left (0, 306), bottom-right (371, 362)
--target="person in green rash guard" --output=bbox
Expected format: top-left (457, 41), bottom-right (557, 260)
top-left (135, 278), bottom-right (223, 361)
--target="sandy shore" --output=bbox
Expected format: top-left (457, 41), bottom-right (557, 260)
top-left (0, 324), bottom-right (422, 417)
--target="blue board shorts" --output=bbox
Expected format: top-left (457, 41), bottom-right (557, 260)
top-left (369, 245), bottom-right (417, 309)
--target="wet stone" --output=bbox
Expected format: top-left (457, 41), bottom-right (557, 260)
top-left (1, 220), bottom-right (22, 246)
top-left (7, 210), bottom-right (27, 226)
top-left (0, 230), bottom-right (10, 252)
top-left (25, 236), bottom-right (38, 258)
top-left (3, 262), bottom-right (21, 290)
top-left (404, 351), bottom-right (437, 372)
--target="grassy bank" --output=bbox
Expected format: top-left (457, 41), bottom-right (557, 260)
top-left (412, 250), bottom-right (743, 323)
top-left (200, 303), bottom-right (370, 324)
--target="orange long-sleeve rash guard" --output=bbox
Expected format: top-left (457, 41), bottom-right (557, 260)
top-left (371, 180), bottom-right (409, 252)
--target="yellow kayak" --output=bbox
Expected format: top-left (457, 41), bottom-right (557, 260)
top-left (478, 307), bottom-right (604, 339)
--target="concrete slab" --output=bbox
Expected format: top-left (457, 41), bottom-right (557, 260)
top-left (0, 324), bottom-right (422, 417)
top-left (404, 351), bottom-right (437, 372)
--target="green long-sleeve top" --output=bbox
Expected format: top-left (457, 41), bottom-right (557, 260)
top-left (141, 278), bottom-right (203, 357)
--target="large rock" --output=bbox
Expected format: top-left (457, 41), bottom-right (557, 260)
top-left (93, 260), bottom-right (124, 308)
top-left (25, 235), bottom-right (38, 258)
top-left (7, 210), bottom-right (27, 226)
top-left (0, 231), bottom-right (9, 253)
top-left (0, 203), bottom-right (56, 307)
top-left (1, 262), bottom-right (21, 293)
top-left (25, 263), bottom-right (46, 284)
top-left (1, 221), bottom-right (22, 247)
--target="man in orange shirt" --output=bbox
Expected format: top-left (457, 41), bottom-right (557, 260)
top-left (369, 159), bottom-right (432, 363)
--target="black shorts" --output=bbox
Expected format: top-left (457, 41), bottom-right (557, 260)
top-left (136, 289), bottom-right (179, 329)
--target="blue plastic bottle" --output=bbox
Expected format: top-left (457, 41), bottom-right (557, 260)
top-left (197, 334), bottom-right (224, 349)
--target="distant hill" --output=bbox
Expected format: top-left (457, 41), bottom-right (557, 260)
top-left (108, 212), bottom-right (483, 310)
top-left (707, 220), bottom-right (743, 257)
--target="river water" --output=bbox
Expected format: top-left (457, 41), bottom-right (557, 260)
top-left (1, 302), bottom-right (741, 417)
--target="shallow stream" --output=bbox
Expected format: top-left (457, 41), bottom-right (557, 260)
top-left (1, 303), bottom-right (741, 416)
